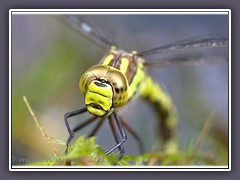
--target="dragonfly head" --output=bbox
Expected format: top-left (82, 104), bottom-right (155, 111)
top-left (85, 77), bottom-right (114, 116)
top-left (79, 65), bottom-right (129, 117)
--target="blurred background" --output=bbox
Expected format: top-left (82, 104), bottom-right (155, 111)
top-left (11, 13), bottom-right (229, 165)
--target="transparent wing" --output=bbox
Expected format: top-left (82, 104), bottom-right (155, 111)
top-left (62, 15), bottom-right (114, 50)
top-left (63, 15), bottom-right (229, 67)
top-left (144, 52), bottom-right (229, 68)
top-left (138, 36), bottom-right (229, 57)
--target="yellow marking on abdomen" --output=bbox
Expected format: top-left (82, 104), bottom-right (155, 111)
top-left (139, 75), bottom-right (178, 153)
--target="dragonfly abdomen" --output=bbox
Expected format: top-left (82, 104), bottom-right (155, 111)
top-left (139, 75), bottom-right (178, 153)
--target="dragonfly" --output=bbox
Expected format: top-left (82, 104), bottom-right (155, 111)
top-left (63, 15), bottom-right (228, 156)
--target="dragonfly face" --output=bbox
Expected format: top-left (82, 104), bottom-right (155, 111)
top-left (84, 76), bottom-right (114, 116)
top-left (79, 61), bottom-right (130, 116)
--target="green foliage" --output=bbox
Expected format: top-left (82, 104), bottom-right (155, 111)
top-left (26, 135), bottom-right (226, 166)
top-left (27, 136), bottom-right (123, 166)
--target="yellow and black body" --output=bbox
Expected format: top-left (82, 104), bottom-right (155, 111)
top-left (63, 15), bottom-right (228, 156)
top-left (67, 46), bottom-right (178, 154)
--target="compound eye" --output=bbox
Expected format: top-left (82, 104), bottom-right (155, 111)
top-left (106, 70), bottom-right (129, 107)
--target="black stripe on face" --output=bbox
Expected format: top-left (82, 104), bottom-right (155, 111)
top-left (94, 81), bottom-right (107, 87)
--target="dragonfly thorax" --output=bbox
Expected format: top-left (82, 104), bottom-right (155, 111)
top-left (79, 64), bottom-right (129, 117)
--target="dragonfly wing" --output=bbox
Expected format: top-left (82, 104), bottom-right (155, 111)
top-left (138, 36), bottom-right (229, 57)
top-left (144, 52), bottom-right (229, 68)
top-left (63, 15), bottom-right (114, 50)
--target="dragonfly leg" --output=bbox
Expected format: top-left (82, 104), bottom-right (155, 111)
top-left (105, 112), bottom-right (127, 155)
top-left (87, 118), bottom-right (105, 138)
top-left (66, 116), bottom-right (99, 154)
top-left (64, 107), bottom-right (93, 153)
top-left (108, 116), bottom-right (125, 158)
top-left (118, 115), bottom-right (144, 154)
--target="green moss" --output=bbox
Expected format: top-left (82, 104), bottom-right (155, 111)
top-left (25, 135), bottom-right (227, 166)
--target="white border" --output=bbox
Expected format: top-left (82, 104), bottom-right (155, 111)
top-left (9, 9), bottom-right (231, 171)
top-left (11, 165), bottom-right (229, 171)
top-left (9, 9), bottom-right (12, 172)
top-left (228, 10), bottom-right (232, 171)
top-left (11, 9), bottom-right (229, 15)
